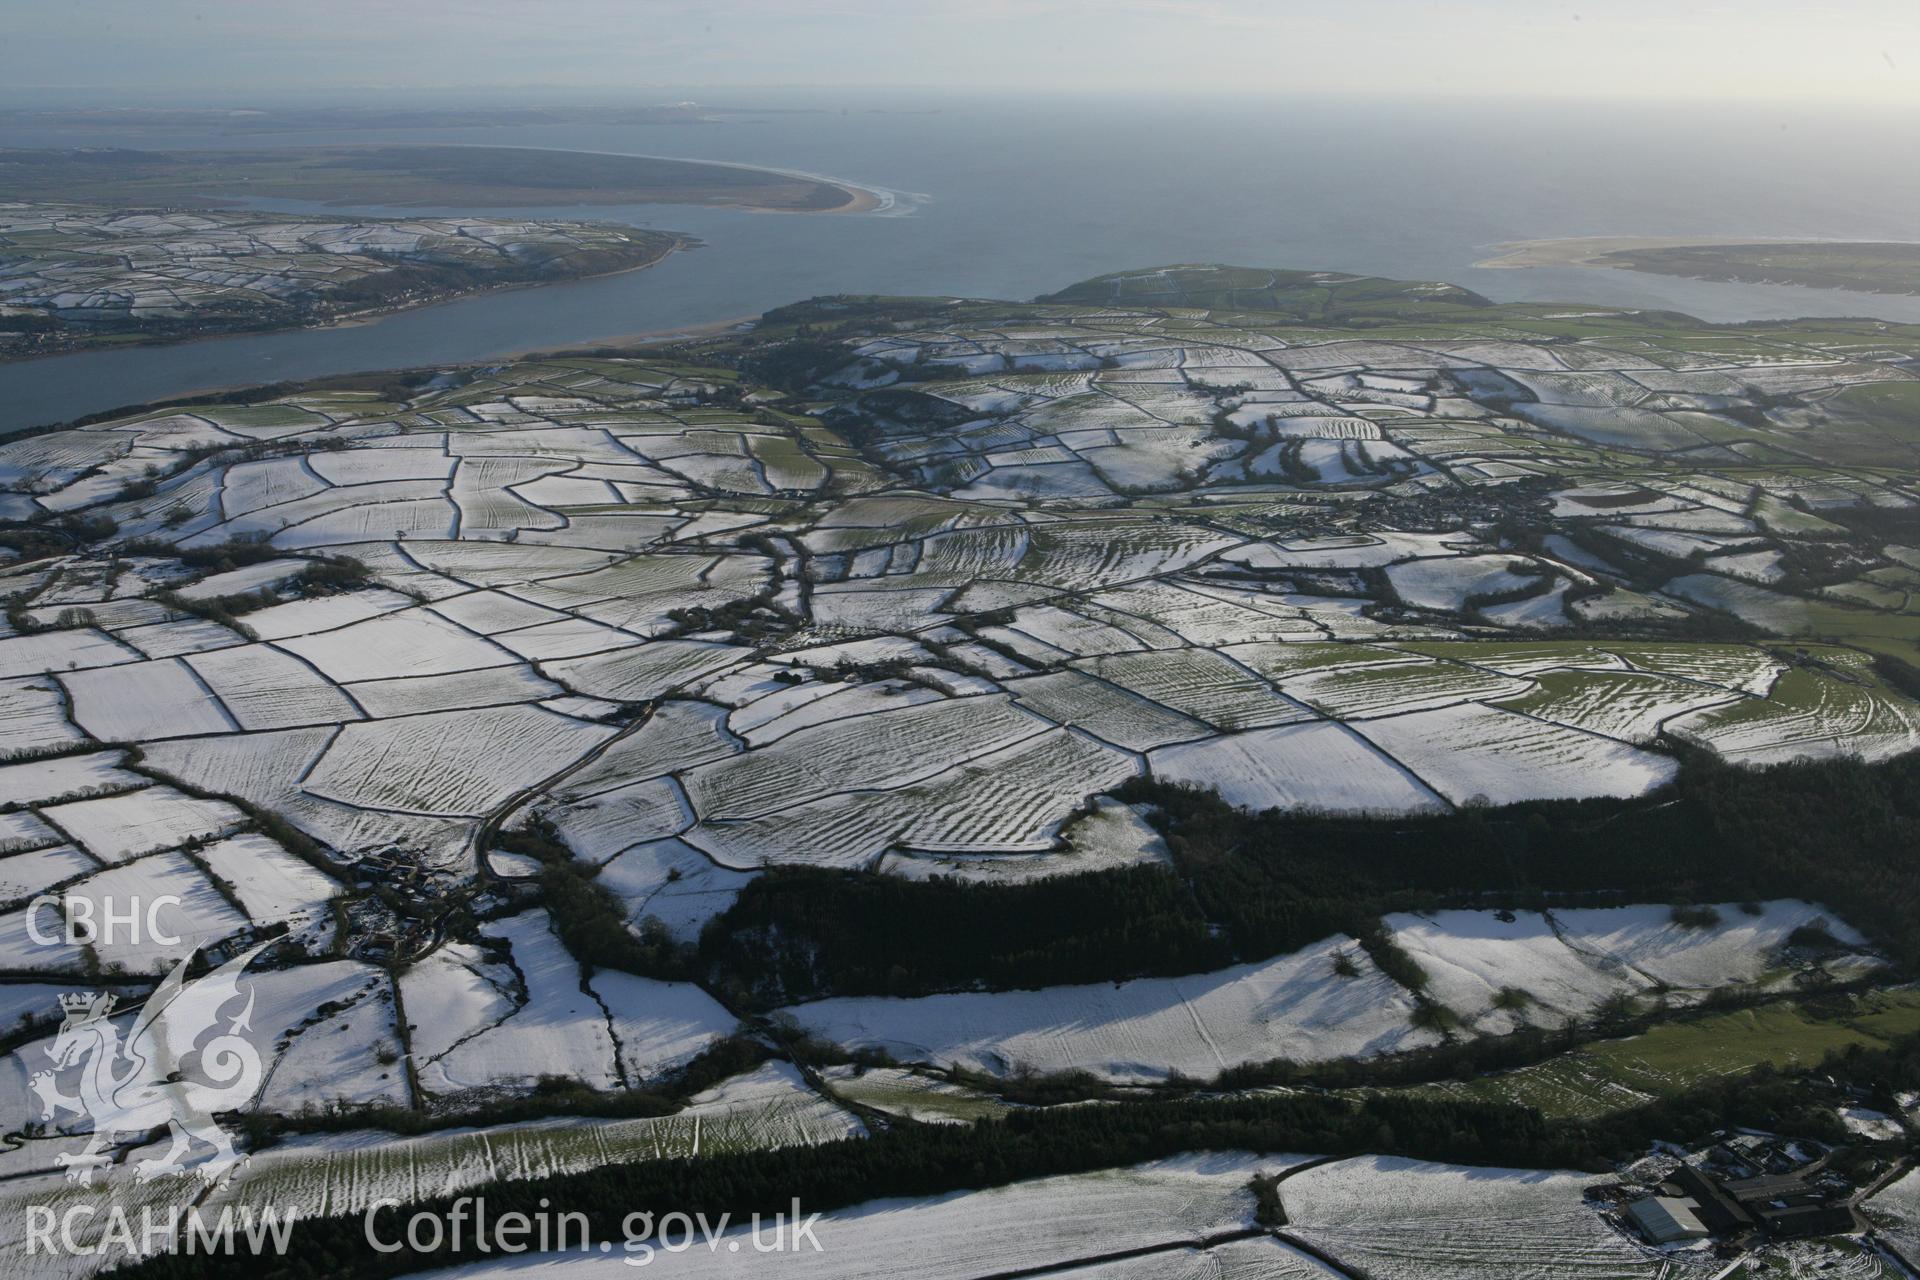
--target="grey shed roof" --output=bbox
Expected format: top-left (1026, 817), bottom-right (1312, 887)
top-left (1626, 1195), bottom-right (1711, 1244)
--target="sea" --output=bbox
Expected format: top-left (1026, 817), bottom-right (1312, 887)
top-left (4, 89), bottom-right (1919, 433)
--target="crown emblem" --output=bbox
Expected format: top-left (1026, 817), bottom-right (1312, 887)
top-left (58, 992), bottom-right (116, 1021)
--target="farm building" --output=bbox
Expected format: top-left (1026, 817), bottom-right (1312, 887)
top-left (1724, 1175), bottom-right (1861, 1239)
top-left (1624, 1195), bottom-right (1711, 1245)
top-left (1670, 1164), bottom-right (1759, 1236)
top-left (1661, 1162), bottom-right (1863, 1241)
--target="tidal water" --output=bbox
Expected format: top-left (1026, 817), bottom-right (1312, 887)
top-left (6, 91), bottom-right (1920, 433)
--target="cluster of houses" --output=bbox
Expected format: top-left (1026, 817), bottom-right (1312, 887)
top-left (351, 849), bottom-right (434, 893)
top-left (341, 849), bottom-right (535, 963)
top-left (341, 853), bottom-right (448, 963)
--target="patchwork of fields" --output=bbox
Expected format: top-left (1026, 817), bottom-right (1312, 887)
top-left (3, 264), bottom-right (1920, 1273)
top-left (2, 270), bottom-right (1916, 1012)
top-left (0, 277), bottom-right (1913, 891)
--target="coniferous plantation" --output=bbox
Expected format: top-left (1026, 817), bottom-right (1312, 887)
top-left (700, 753), bottom-right (1920, 1006)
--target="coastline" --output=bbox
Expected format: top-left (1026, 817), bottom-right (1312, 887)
top-left (493, 313), bottom-right (763, 361)
top-left (451, 144), bottom-right (897, 215)
top-left (819, 183), bottom-right (884, 215)
top-left (1473, 234), bottom-right (1903, 270)
top-left (0, 233), bottom-right (698, 369)
top-left (0, 292), bottom-right (757, 440)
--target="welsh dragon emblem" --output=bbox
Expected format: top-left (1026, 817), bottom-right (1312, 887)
top-left (31, 943), bottom-right (269, 1185)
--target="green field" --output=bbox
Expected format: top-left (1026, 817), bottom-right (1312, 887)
top-left (1034, 263), bottom-right (1493, 321)
top-left (1595, 241), bottom-right (1920, 297)
top-left (1383, 989), bottom-right (1920, 1120)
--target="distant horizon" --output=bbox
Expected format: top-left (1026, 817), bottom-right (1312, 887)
top-left (9, 0), bottom-right (1916, 106)
top-left (2, 84), bottom-right (1916, 124)
top-left (0, 84), bottom-right (1914, 106)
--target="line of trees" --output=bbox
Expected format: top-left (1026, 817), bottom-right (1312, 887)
top-left (118, 1032), bottom-right (1873, 1280)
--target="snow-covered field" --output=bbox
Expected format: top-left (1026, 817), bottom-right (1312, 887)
top-left (0, 852), bottom-right (244, 972)
top-left (0, 281), bottom-right (1914, 1182)
top-left (1669, 667), bottom-right (1920, 765)
top-left (1150, 721), bottom-right (1446, 813)
top-left (1279, 1156), bottom-right (1659, 1280)
top-left (39, 786), bottom-right (246, 863)
top-left (413, 1152), bottom-right (1302, 1280)
top-left (0, 959), bottom-right (405, 1137)
top-left (783, 934), bottom-right (1433, 1081)
top-left (1866, 1167), bottom-right (1920, 1264)
top-left (211, 1062), bottom-right (861, 1224)
top-left (784, 900), bottom-right (1874, 1080)
top-left (196, 832), bottom-right (337, 936)
top-left (415, 910), bottom-right (625, 1095)
top-left (400, 1150), bottom-right (1675, 1280)
top-left (303, 705), bottom-right (614, 816)
top-left (878, 795), bottom-right (1173, 882)
top-left (1548, 899), bottom-right (1871, 992)
top-left (1349, 703), bottom-right (1678, 805)
top-left (0, 339), bottom-right (1892, 902)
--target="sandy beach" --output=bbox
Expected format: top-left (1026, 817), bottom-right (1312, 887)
top-left (1474, 235), bottom-right (1826, 270)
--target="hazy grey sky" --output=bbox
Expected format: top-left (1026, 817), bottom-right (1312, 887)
top-left (10, 0), bottom-right (1918, 103)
